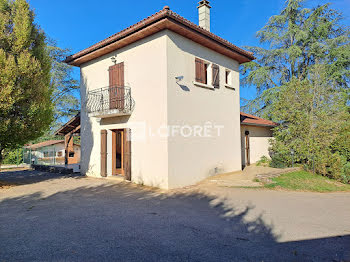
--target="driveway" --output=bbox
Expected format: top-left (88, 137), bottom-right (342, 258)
top-left (199, 165), bottom-right (300, 187)
top-left (0, 170), bottom-right (349, 261)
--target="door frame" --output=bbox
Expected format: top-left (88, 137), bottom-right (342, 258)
top-left (245, 130), bottom-right (250, 166)
top-left (112, 129), bottom-right (124, 176)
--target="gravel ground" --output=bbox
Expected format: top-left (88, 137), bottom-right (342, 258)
top-left (0, 170), bottom-right (349, 261)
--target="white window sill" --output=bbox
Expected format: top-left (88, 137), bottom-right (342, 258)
top-left (225, 84), bottom-right (235, 90)
top-left (193, 81), bottom-right (215, 90)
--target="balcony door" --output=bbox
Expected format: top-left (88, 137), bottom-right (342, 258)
top-left (109, 62), bottom-right (125, 110)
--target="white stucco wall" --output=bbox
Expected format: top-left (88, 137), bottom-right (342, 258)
top-left (166, 31), bottom-right (242, 188)
top-left (241, 125), bottom-right (273, 167)
top-left (32, 144), bottom-right (81, 158)
top-left (80, 29), bottom-right (246, 189)
top-left (32, 143), bottom-right (65, 158)
top-left (80, 31), bottom-right (169, 189)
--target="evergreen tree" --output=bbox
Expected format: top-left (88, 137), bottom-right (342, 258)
top-left (242, 0), bottom-right (350, 182)
top-left (269, 66), bottom-right (349, 181)
top-left (241, 0), bottom-right (349, 115)
top-left (0, 0), bottom-right (53, 163)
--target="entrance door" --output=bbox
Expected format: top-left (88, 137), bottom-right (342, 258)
top-left (109, 62), bottom-right (125, 110)
top-left (112, 129), bottom-right (124, 175)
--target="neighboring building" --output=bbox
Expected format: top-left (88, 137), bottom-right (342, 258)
top-left (24, 140), bottom-right (81, 166)
top-left (240, 112), bottom-right (278, 168)
top-left (64, 2), bottom-right (275, 189)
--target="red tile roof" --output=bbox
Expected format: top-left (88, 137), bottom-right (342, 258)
top-left (25, 140), bottom-right (65, 150)
top-left (25, 140), bottom-right (81, 150)
top-left (240, 112), bottom-right (277, 127)
top-left (65, 6), bottom-right (254, 66)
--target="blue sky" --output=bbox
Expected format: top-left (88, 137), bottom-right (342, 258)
top-left (29, 0), bottom-right (350, 101)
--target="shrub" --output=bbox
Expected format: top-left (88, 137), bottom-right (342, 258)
top-left (256, 156), bottom-right (271, 166)
top-left (2, 148), bottom-right (23, 165)
top-left (325, 153), bottom-right (344, 180)
top-left (341, 162), bottom-right (350, 184)
top-left (332, 122), bottom-right (350, 162)
top-left (270, 153), bottom-right (289, 168)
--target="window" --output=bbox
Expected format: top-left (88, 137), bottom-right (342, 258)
top-left (195, 58), bottom-right (210, 85)
top-left (195, 58), bottom-right (221, 89)
top-left (204, 63), bottom-right (209, 84)
top-left (43, 151), bottom-right (54, 158)
top-left (225, 70), bottom-right (232, 86)
top-left (57, 151), bottom-right (63, 157)
top-left (69, 152), bottom-right (75, 158)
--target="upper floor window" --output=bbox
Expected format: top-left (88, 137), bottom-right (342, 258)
top-left (225, 70), bottom-right (232, 86)
top-left (195, 58), bottom-right (209, 85)
top-left (195, 58), bottom-right (219, 88)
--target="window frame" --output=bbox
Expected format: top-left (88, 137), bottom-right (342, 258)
top-left (225, 69), bottom-right (234, 89)
top-left (194, 57), bottom-right (215, 90)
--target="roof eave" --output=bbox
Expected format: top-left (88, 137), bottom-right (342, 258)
top-left (54, 113), bottom-right (81, 136)
top-left (65, 10), bottom-right (169, 65)
top-left (65, 10), bottom-right (254, 66)
top-left (241, 123), bottom-right (277, 128)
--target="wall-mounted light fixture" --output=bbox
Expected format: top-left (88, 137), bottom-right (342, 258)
top-left (175, 76), bottom-right (184, 83)
top-left (111, 55), bottom-right (117, 65)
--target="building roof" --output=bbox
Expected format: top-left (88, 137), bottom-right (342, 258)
top-left (65, 6), bottom-right (254, 66)
top-left (54, 113), bottom-right (81, 136)
top-left (25, 140), bottom-right (65, 150)
top-left (240, 112), bottom-right (278, 127)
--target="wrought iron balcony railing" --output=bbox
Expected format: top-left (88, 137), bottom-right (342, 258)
top-left (86, 86), bottom-right (135, 116)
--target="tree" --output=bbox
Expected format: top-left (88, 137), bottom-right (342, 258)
top-left (0, 0), bottom-right (53, 163)
top-left (241, 0), bottom-right (349, 116)
top-left (269, 66), bottom-right (349, 181)
top-left (0, 42), bottom-right (80, 164)
top-left (48, 43), bottom-right (79, 131)
top-left (241, 0), bottom-right (350, 183)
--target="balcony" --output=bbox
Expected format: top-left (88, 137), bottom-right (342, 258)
top-left (86, 86), bottom-right (135, 118)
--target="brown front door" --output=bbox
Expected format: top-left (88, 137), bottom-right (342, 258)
top-left (112, 129), bottom-right (124, 175)
top-left (109, 62), bottom-right (125, 110)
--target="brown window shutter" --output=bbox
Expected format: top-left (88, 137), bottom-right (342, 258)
top-left (212, 64), bottom-right (220, 88)
top-left (101, 130), bottom-right (107, 177)
top-left (119, 62), bottom-right (124, 87)
top-left (195, 58), bottom-right (206, 84)
top-left (109, 62), bottom-right (125, 110)
top-left (123, 128), bottom-right (131, 181)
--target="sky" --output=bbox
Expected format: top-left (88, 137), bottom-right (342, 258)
top-left (29, 0), bottom-right (350, 101)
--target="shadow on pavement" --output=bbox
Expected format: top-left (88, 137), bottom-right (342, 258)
top-left (0, 177), bottom-right (349, 261)
top-left (0, 169), bottom-right (82, 187)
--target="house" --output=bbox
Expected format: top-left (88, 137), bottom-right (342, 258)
top-left (64, 1), bottom-right (275, 189)
top-left (240, 112), bottom-right (277, 168)
top-left (24, 140), bottom-right (80, 166)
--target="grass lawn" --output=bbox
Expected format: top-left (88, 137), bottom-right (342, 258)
top-left (264, 171), bottom-right (350, 192)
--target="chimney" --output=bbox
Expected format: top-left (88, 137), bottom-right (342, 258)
top-left (197, 0), bottom-right (211, 31)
